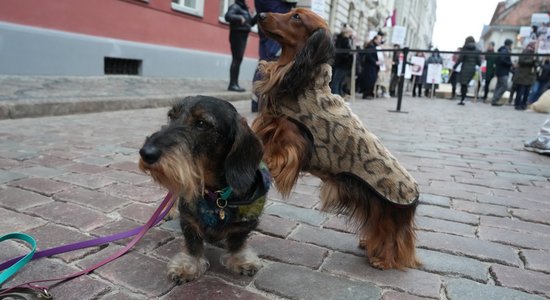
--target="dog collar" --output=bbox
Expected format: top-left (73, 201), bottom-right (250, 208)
top-left (197, 162), bottom-right (271, 228)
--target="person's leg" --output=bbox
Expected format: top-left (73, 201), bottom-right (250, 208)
top-left (492, 75), bottom-right (508, 105)
top-left (483, 75), bottom-right (491, 100)
top-left (514, 84), bottom-right (524, 109)
top-left (524, 118), bottom-right (550, 154)
top-left (228, 31), bottom-right (247, 91)
top-left (330, 68), bottom-right (345, 95)
top-left (527, 81), bottom-right (541, 104)
top-left (521, 85), bottom-right (531, 109)
top-left (459, 84), bottom-right (467, 104)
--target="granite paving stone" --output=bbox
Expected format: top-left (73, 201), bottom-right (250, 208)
top-left (446, 278), bottom-right (546, 300)
top-left (1, 86), bottom-right (549, 299)
top-left (255, 262), bottom-right (382, 300)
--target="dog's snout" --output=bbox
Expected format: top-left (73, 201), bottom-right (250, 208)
top-left (139, 144), bottom-right (162, 164)
top-left (258, 13), bottom-right (267, 21)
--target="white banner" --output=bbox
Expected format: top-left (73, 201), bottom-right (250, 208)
top-left (426, 64), bottom-right (443, 84)
top-left (410, 56), bottom-right (425, 76)
top-left (391, 26), bottom-right (406, 46)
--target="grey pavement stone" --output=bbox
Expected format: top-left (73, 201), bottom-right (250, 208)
top-left (382, 291), bottom-right (429, 300)
top-left (416, 216), bottom-right (477, 238)
top-left (417, 204), bottom-right (479, 225)
top-left (26, 201), bottom-right (113, 231)
top-left (248, 233), bottom-right (328, 269)
top-left (255, 262), bottom-right (382, 300)
top-left (264, 202), bottom-right (327, 226)
top-left (446, 278), bottom-right (546, 300)
top-left (479, 226), bottom-right (550, 250)
top-left (417, 249), bottom-right (489, 282)
top-left (417, 231), bottom-right (521, 267)
top-left (53, 187), bottom-right (131, 212)
top-left (452, 199), bottom-right (510, 217)
top-left (522, 250), bottom-right (550, 273)
top-left (480, 215), bottom-right (550, 237)
top-left (0, 170), bottom-right (27, 184)
top-left (8, 177), bottom-right (73, 196)
top-left (11, 165), bottom-right (69, 178)
top-left (256, 214), bottom-right (298, 238)
top-left (0, 206), bottom-right (46, 233)
top-left (322, 252), bottom-right (441, 298)
top-left (289, 224), bottom-right (363, 256)
top-left (321, 214), bottom-right (356, 234)
top-left (100, 182), bottom-right (166, 203)
top-left (491, 264), bottom-right (550, 297)
top-left (165, 276), bottom-right (267, 300)
top-left (0, 186), bottom-right (53, 210)
top-left (55, 172), bottom-right (117, 189)
top-left (511, 208), bottom-right (550, 226)
top-left (419, 193), bottom-right (451, 207)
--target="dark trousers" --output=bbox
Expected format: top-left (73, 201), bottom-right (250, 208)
top-left (460, 84), bottom-right (468, 101)
top-left (330, 67), bottom-right (350, 96)
top-left (229, 31), bottom-right (249, 86)
top-left (449, 72), bottom-right (460, 98)
top-left (514, 84), bottom-right (531, 110)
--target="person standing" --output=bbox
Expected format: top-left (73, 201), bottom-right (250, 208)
top-left (448, 47), bottom-right (462, 100)
top-left (453, 36), bottom-right (481, 105)
top-left (389, 44), bottom-right (401, 97)
top-left (491, 39), bottom-right (513, 106)
top-left (225, 0), bottom-right (255, 92)
top-left (513, 41), bottom-right (537, 110)
top-left (483, 41), bottom-right (496, 101)
top-left (361, 32), bottom-right (384, 99)
top-left (424, 49), bottom-right (443, 97)
top-left (250, 0), bottom-right (296, 111)
top-left (330, 25), bottom-right (354, 96)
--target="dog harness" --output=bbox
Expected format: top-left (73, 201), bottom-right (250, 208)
top-left (196, 162), bottom-right (271, 228)
top-left (263, 63), bottom-right (419, 206)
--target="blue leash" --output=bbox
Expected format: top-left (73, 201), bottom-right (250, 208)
top-left (0, 232), bottom-right (36, 286)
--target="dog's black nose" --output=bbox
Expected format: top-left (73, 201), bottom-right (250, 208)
top-left (258, 13), bottom-right (267, 21)
top-left (139, 145), bottom-right (161, 164)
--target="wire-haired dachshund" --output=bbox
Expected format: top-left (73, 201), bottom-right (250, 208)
top-left (252, 9), bottom-right (421, 270)
top-left (139, 95), bottom-right (270, 282)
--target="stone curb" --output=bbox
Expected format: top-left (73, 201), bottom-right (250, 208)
top-left (0, 92), bottom-right (252, 119)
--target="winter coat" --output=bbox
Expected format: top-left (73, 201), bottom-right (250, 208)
top-left (494, 46), bottom-right (513, 77)
top-left (453, 42), bottom-right (481, 85)
top-left (333, 34), bottom-right (353, 69)
top-left (225, 2), bottom-right (255, 32)
top-left (512, 48), bottom-right (536, 86)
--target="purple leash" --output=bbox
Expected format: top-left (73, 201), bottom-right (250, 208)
top-left (0, 192), bottom-right (173, 272)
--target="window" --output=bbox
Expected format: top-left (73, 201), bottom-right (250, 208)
top-left (104, 57), bottom-right (142, 75)
top-left (172, 0), bottom-right (204, 17)
top-left (219, 0), bottom-right (235, 23)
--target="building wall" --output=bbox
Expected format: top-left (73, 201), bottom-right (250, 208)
top-left (0, 0), bottom-right (260, 77)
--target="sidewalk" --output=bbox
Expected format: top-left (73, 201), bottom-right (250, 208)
top-left (1, 79), bottom-right (550, 299)
top-left (0, 75), bottom-right (253, 119)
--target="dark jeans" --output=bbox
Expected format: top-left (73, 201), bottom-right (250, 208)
top-left (229, 30), bottom-right (249, 86)
top-left (460, 84), bottom-right (468, 101)
top-left (449, 72), bottom-right (460, 98)
top-left (491, 75), bottom-right (508, 104)
top-left (514, 84), bottom-right (531, 110)
top-left (330, 67), bottom-right (350, 96)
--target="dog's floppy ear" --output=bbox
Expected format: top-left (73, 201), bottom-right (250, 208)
top-left (225, 117), bottom-right (264, 196)
top-left (278, 28), bottom-right (335, 99)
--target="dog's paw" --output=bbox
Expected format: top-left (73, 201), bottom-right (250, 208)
top-left (368, 256), bottom-right (393, 270)
top-left (220, 247), bottom-right (262, 276)
top-left (167, 253), bottom-right (209, 283)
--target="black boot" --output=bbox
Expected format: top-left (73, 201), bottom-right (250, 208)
top-left (228, 62), bottom-right (245, 92)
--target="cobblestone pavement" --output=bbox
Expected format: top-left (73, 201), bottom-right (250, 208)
top-left (1, 96), bottom-right (549, 299)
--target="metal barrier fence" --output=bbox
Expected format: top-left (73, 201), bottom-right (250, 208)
top-left (335, 47), bottom-right (550, 112)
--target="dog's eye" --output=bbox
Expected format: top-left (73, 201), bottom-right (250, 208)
top-left (194, 120), bottom-right (210, 129)
top-left (292, 13), bottom-right (300, 20)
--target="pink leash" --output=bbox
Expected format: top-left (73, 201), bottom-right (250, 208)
top-left (0, 192), bottom-right (175, 298)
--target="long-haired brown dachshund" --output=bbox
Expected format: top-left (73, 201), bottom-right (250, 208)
top-left (252, 8), bottom-right (421, 270)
